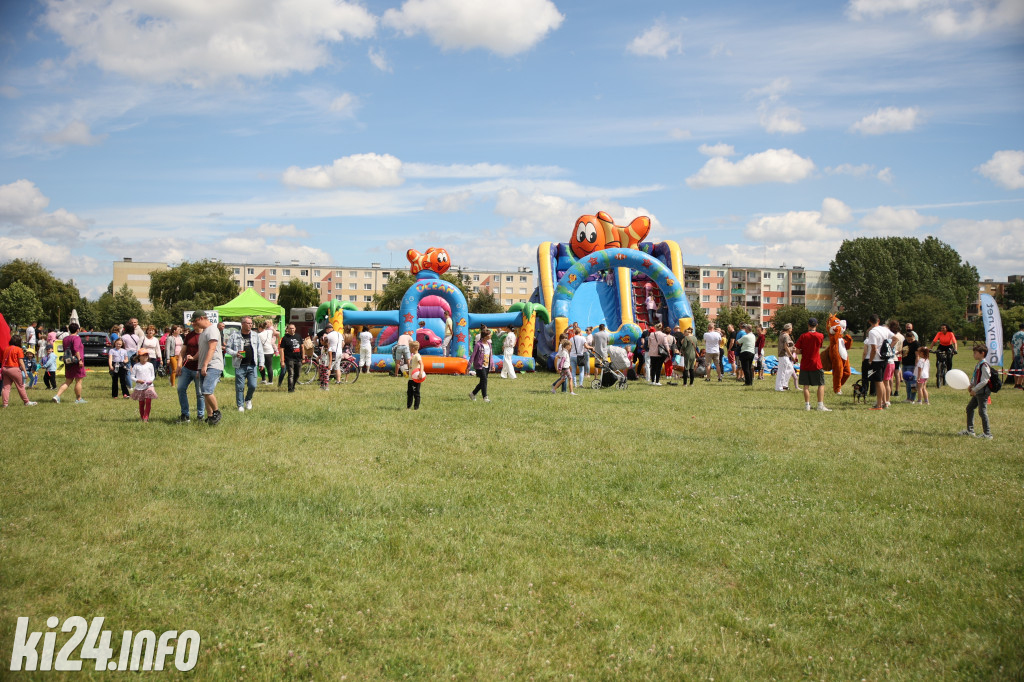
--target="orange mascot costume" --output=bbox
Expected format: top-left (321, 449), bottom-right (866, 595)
top-left (820, 313), bottom-right (852, 394)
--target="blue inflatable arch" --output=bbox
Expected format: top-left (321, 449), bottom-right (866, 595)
top-left (398, 272), bottom-right (471, 359)
top-left (551, 247), bottom-right (693, 341)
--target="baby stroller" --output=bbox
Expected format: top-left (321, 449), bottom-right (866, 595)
top-left (592, 346), bottom-right (629, 390)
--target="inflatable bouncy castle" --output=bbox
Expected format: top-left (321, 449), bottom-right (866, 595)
top-left (532, 211), bottom-right (694, 365)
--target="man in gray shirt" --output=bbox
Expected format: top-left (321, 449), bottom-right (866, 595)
top-left (193, 312), bottom-right (224, 425)
top-left (591, 323), bottom-right (611, 362)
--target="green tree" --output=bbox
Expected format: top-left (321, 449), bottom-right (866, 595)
top-left (829, 237), bottom-right (977, 333)
top-left (0, 281), bottom-right (44, 328)
top-left (893, 294), bottom-right (958, 341)
top-left (103, 283), bottom-right (145, 330)
top-left (277, 279), bottom-right (320, 318)
top-left (998, 281), bottom-right (1024, 307)
top-left (469, 289), bottom-right (504, 314)
top-left (74, 296), bottom-right (99, 331)
top-left (686, 297), bottom-right (710, 336)
top-left (769, 305), bottom-right (814, 337)
top-left (149, 260), bottom-right (237, 310)
top-left (999, 306), bottom-right (1024, 347)
top-left (714, 305), bottom-right (754, 330)
top-left (0, 259), bottom-right (82, 327)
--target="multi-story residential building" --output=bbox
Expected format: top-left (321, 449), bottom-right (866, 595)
top-left (968, 274), bottom-right (1023, 318)
top-left (111, 258), bottom-right (169, 311)
top-left (687, 263), bottom-right (833, 327)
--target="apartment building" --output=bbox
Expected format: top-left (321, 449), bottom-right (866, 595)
top-left (968, 274), bottom-right (1023, 318)
top-left (225, 260), bottom-right (535, 309)
top-left (111, 258), bottom-right (169, 311)
top-left (688, 263), bottom-right (833, 327)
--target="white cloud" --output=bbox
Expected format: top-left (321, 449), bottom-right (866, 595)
top-left (42, 0), bottom-right (377, 85)
top-left (860, 205), bottom-right (937, 232)
top-left (850, 106), bottom-right (920, 134)
top-left (745, 210), bottom-right (843, 242)
top-left (627, 22), bottom-right (683, 58)
top-left (1, 86), bottom-right (21, 98)
top-left (698, 143), bottom-right (736, 157)
top-left (877, 167), bottom-right (894, 183)
top-left (686, 148), bottom-right (816, 188)
top-left (826, 163), bottom-right (874, 176)
top-left (759, 106), bottom-right (806, 134)
top-left (329, 93), bottom-right (360, 116)
top-left (43, 120), bottom-right (107, 146)
top-left (255, 223), bottom-right (308, 239)
top-left (976, 150), bottom-right (1024, 189)
top-left (426, 190), bottom-right (474, 213)
top-left (939, 218), bottom-right (1024, 277)
top-left (669, 128), bottom-right (692, 140)
top-left (282, 153), bottom-right (404, 189)
top-left (848, 0), bottom-right (1024, 38)
top-left (821, 197), bottom-right (854, 224)
top-left (382, 0), bottom-right (564, 57)
top-left (0, 179), bottom-right (89, 240)
top-left (368, 47), bottom-right (392, 72)
top-left (0, 235), bottom-right (100, 279)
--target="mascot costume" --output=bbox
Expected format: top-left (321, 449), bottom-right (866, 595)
top-left (819, 313), bottom-right (852, 394)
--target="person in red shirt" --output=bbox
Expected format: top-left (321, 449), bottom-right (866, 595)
top-left (795, 318), bottom-right (830, 412)
top-left (2, 335), bottom-right (38, 407)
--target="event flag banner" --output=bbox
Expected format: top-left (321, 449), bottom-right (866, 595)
top-left (979, 293), bottom-right (1003, 367)
top-left (183, 310), bottom-right (220, 325)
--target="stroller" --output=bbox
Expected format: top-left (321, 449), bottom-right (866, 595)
top-left (592, 346), bottom-right (629, 390)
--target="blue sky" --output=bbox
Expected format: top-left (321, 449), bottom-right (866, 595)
top-left (1, 0), bottom-right (1022, 298)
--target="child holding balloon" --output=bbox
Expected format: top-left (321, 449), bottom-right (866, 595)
top-left (407, 341), bottom-right (423, 410)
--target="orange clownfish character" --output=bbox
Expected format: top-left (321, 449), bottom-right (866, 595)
top-left (407, 247), bottom-right (451, 275)
top-left (570, 211), bottom-right (651, 259)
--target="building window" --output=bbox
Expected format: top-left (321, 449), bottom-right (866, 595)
top-left (519, 288), bottom-right (527, 294)
top-left (247, 280), bottom-right (254, 287)
top-left (702, 295), bottom-right (710, 302)
top-left (764, 273), bottom-right (770, 279)
top-left (314, 270), bottom-right (320, 277)
top-left (762, 309), bottom-right (769, 317)
top-left (270, 269), bottom-right (276, 276)
top-left (363, 295), bottom-right (372, 302)
top-left (504, 299), bottom-right (513, 305)
top-left (269, 293), bottom-right (277, 300)
top-left (505, 276), bottom-right (513, 282)
top-left (283, 269), bottom-right (290, 276)
top-left (348, 296), bottom-right (357, 302)
top-left (473, 286), bottom-right (479, 292)
top-left (702, 283), bottom-right (710, 289)
top-left (349, 271), bottom-right (357, 277)
top-left (247, 268), bottom-right (254, 275)
top-left (777, 273), bottom-right (784, 279)
top-left (520, 276), bottom-right (528, 282)
top-left (702, 308), bottom-right (710, 315)
top-left (349, 283), bottom-right (357, 290)
top-left (315, 283), bottom-right (321, 289)
top-left (382, 272), bottom-right (390, 279)
top-left (363, 283), bottom-right (372, 290)
top-left (335, 295), bottom-right (343, 301)
top-left (702, 270), bottom-right (710, 277)
top-left (716, 270), bottom-right (725, 277)
top-left (335, 270), bottom-right (343, 277)
top-left (299, 269), bottom-right (308, 277)
top-left (269, 281), bottom-right (276, 288)
top-left (364, 272), bottom-right (372, 278)
top-left (233, 268), bottom-right (240, 274)
top-left (473, 275), bottom-right (480, 281)
top-left (716, 295), bottom-right (724, 302)
top-left (716, 283), bottom-right (724, 289)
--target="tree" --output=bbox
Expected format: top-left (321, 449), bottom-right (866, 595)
top-left (769, 305), bottom-right (814, 338)
top-left (999, 306), bottom-right (1024, 347)
top-left (0, 281), bottom-right (44, 328)
top-left (149, 260), bottom-right (237, 310)
top-left (714, 305), bottom-right (754, 330)
top-left (829, 237), bottom-right (977, 333)
top-left (103, 283), bottom-right (145, 330)
top-left (469, 289), bottom-right (504, 314)
top-left (999, 281), bottom-right (1024, 307)
top-left (278, 279), bottom-right (320, 318)
top-left (0, 259), bottom-right (83, 327)
top-left (687, 300), bottom-right (710, 337)
top-left (893, 294), bottom-right (958, 342)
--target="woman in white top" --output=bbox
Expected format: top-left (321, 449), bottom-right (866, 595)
top-left (258, 321), bottom-right (277, 384)
top-left (140, 325), bottom-right (162, 374)
top-left (165, 325), bottom-right (182, 387)
top-left (358, 326), bottom-right (374, 373)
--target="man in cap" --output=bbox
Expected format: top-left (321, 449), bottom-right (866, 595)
top-left (193, 312), bottom-right (224, 425)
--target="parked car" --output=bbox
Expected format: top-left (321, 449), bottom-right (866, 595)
top-left (79, 332), bottom-right (110, 365)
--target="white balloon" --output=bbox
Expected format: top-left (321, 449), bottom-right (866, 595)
top-left (945, 368), bottom-right (970, 390)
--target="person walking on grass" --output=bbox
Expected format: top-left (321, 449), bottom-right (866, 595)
top-left (165, 325), bottom-right (182, 387)
top-left (501, 326), bottom-right (518, 380)
top-left (913, 347), bottom-right (931, 405)
top-left (738, 323), bottom-right (757, 386)
top-left (569, 328), bottom-right (592, 389)
top-left (226, 316), bottom-right (264, 413)
top-left (358, 326), bottom-right (373, 374)
top-left (40, 345), bottom-right (56, 390)
top-left (551, 339), bottom-right (577, 395)
top-left (279, 324), bottom-right (303, 392)
top-left (258, 320), bottom-right (277, 385)
top-left (960, 344), bottom-right (994, 439)
top-left (469, 328), bottom-right (495, 402)
top-left (648, 324), bottom-right (669, 386)
top-left (193, 312), bottom-right (224, 425)
top-left (863, 314), bottom-right (894, 410)
top-left (176, 319), bottom-right (205, 423)
top-left (703, 323), bottom-right (723, 382)
top-left (130, 348), bottom-right (158, 422)
top-left (680, 327), bottom-right (698, 386)
top-left (108, 337), bottom-right (130, 399)
top-left (407, 341), bottom-right (424, 410)
top-left (795, 318), bottom-right (830, 411)
top-left (52, 323), bottom-right (86, 404)
top-left (2, 336), bottom-right (38, 408)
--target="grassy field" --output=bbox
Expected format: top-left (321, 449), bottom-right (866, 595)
top-left (2, 348), bottom-right (1022, 680)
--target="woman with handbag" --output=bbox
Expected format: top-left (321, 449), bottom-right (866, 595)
top-left (52, 323), bottom-right (87, 404)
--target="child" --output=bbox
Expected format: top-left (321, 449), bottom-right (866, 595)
top-left (41, 346), bottom-right (57, 390)
top-left (960, 344), bottom-right (993, 439)
top-left (130, 348), bottom-right (159, 422)
top-left (550, 340), bottom-right (577, 395)
top-left (407, 341), bottom-right (423, 410)
top-left (317, 337), bottom-right (331, 391)
top-left (913, 347), bottom-right (930, 405)
top-left (24, 349), bottom-right (38, 388)
top-left (469, 328), bottom-right (495, 402)
top-left (109, 337), bottom-right (131, 398)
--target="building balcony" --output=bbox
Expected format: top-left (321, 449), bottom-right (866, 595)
top-left (790, 289), bottom-right (806, 296)
top-left (731, 288), bottom-right (745, 295)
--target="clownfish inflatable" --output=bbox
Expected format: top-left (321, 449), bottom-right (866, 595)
top-left (570, 212), bottom-right (651, 259)
top-left (407, 247), bottom-right (451, 275)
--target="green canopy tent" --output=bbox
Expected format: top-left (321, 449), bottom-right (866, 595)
top-left (214, 288), bottom-right (286, 379)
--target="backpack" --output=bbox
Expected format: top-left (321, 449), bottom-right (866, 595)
top-left (879, 337), bottom-right (893, 361)
top-left (63, 343), bottom-right (80, 367)
top-left (988, 366), bottom-right (1002, 393)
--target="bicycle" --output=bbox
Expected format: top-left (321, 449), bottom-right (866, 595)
top-left (935, 347), bottom-right (954, 389)
top-left (299, 348), bottom-right (360, 385)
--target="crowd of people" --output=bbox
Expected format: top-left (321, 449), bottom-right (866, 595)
top-left (4, 314), bottom-right (1021, 438)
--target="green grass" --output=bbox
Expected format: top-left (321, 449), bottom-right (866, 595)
top-left (2, 349), bottom-right (1022, 680)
